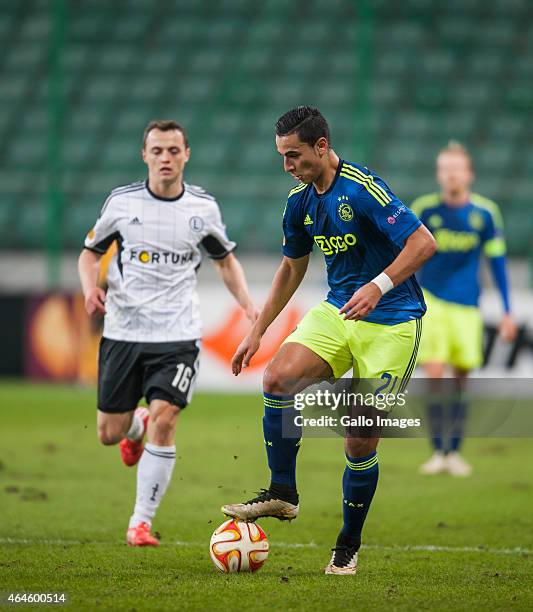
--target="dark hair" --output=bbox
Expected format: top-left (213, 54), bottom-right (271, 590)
top-left (143, 119), bottom-right (189, 148)
top-left (275, 106), bottom-right (330, 146)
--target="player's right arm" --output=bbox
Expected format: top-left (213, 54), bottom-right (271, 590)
top-left (231, 254), bottom-right (309, 375)
top-left (78, 191), bottom-right (121, 317)
top-left (231, 190), bottom-right (312, 375)
top-left (78, 249), bottom-right (106, 317)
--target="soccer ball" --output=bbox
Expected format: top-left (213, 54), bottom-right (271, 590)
top-left (209, 519), bottom-right (269, 573)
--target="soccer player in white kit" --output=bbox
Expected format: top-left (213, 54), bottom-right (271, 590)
top-left (78, 120), bottom-right (258, 546)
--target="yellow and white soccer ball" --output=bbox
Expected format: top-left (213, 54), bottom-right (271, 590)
top-left (209, 519), bottom-right (269, 573)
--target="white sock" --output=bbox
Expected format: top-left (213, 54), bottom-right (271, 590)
top-left (126, 414), bottom-right (144, 441)
top-left (129, 443), bottom-right (176, 528)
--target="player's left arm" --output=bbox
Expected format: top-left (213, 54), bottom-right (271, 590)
top-left (488, 256), bottom-right (516, 341)
top-left (340, 180), bottom-right (436, 320)
top-left (341, 225), bottom-right (436, 320)
top-left (381, 224), bottom-right (436, 286)
top-left (202, 201), bottom-right (258, 323)
top-left (212, 253), bottom-right (259, 323)
top-left (480, 204), bottom-right (517, 342)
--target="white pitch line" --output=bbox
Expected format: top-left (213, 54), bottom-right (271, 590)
top-left (175, 542), bottom-right (533, 555)
top-left (175, 540), bottom-right (318, 548)
top-left (0, 538), bottom-right (530, 556)
top-left (0, 538), bottom-right (84, 545)
top-left (363, 544), bottom-right (532, 556)
top-left (0, 537), bottom-right (144, 546)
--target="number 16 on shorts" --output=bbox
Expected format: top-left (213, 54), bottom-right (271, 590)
top-left (172, 363), bottom-right (194, 393)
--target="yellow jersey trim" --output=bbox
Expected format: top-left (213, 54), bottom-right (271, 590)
top-left (288, 182), bottom-right (307, 198)
top-left (470, 193), bottom-right (504, 230)
top-left (410, 192), bottom-right (440, 217)
top-left (341, 163), bottom-right (391, 206)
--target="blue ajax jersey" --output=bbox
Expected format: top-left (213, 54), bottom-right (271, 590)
top-left (411, 193), bottom-right (506, 307)
top-left (282, 160), bottom-right (425, 325)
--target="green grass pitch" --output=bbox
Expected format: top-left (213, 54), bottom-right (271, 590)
top-left (0, 382), bottom-right (532, 611)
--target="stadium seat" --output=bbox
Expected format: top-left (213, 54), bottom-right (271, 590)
top-left (473, 22), bottom-right (516, 46)
top-left (477, 146), bottom-right (515, 173)
top-left (439, 18), bottom-right (473, 46)
top-left (421, 51), bottom-right (455, 77)
top-left (14, 202), bottom-right (48, 249)
top-left (486, 115), bottom-right (523, 140)
top-left (110, 15), bottom-right (150, 41)
top-left (62, 44), bottom-right (91, 72)
top-left (505, 83), bottom-right (533, 110)
top-left (140, 48), bottom-right (180, 73)
top-left (18, 14), bottom-right (50, 41)
top-left (98, 46), bottom-right (133, 71)
top-left (451, 81), bottom-right (494, 108)
top-left (0, 74), bottom-right (29, 101)
top-left (69, 14), bottom-right (108, 39)
top-left (414, 83), bottom-right (449, 109)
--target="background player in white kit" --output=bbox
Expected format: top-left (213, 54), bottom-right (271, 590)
top-left (78, 120), bottom-right (258, 546)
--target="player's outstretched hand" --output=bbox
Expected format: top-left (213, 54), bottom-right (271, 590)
top-left (499, 313), bottom-right (518, 343)
top-left (84, 287), bottom-right (107, 317)
top-left (231, 330), bottom-right (261, 376)
top-left (340, 282), bottom-right (382, 321)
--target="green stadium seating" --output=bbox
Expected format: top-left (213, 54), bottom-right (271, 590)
top-left (0, 0), bottom-right (531, 257)
top-left (14, 202), bottom-right (48, 249)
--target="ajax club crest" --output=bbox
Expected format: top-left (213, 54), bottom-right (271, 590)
top-left (337, 195), bottom-right (353, 222)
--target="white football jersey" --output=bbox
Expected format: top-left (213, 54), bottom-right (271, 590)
top-left (84, 180), bottom-right (236, 342)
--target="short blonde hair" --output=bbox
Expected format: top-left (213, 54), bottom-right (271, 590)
top-left (438, 140), bottom-right (473, 168)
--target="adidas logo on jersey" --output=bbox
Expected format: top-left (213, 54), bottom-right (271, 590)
top-left (304, 214), bottom-right (313, 225)
top-left (129, 217), bottom-right (142, 225)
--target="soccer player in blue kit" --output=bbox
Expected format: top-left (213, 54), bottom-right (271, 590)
top-left (412, 141), bottom-right (517, 476)
top-left (222, 107), bottom-right (436, 574)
